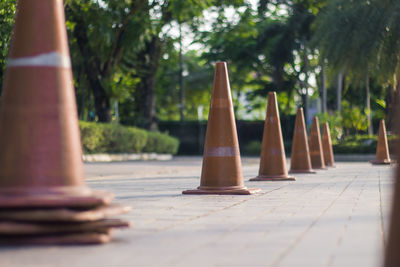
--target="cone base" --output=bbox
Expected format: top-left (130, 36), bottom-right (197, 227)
top-left (182, 186), bottom-right (261, 195)
top-left (0, 188), bottom-right (113, 208)
top-left (289, 169), bottom-right (317, 174)
top-left (0, 232), bottom-right (111, 245)
top-left (0, 204), bottom-right (131, 222)
top-left (250, 174), bottom-right (296, 181)
top-left (370, 159), bottom-right (394, 165)
top-left (0, 219), bottom-right (129, 235)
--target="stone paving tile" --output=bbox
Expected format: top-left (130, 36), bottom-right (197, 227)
top-left (0, 158), bottom-right (396, 267)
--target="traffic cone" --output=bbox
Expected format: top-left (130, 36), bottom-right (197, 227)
top-left (0, 0), bottom-right (129, 244)
top-left (370, 120), bottom-right (393, 165)
top-left (322, 123), bottom-right (336, 167)
top-left (384, 123), bottom-right (400, 266)
top-left (250, 92), bottom-right (295, 181)
top-left (289, 108), bottom-right (316, 174)
top-left (183, 62), bottom-right (260, 194)
top-left (309, 117), bottom-right (327, 170)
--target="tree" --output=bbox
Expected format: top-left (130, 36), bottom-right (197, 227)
top-left (313, 0), bottom-right (400, 131)
top-left (65, 0), bottom-right (148, 122)
top-left (201, 0), bottom-right (326, 121)
top-left (0, 0), bottom-right (16, 92)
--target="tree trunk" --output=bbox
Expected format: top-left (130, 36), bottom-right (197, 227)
top-left (336, 72), bottom-right (343, 112)
top-left (321, 64), bottom-right (327, 113)
top-left (71, 12), bottom-right (111, 122)
top-left (91, 82), bottom-right (111, 122)
top-left (179, 23), bottom-right (185, 123)
top-left (136, 36), bottom-right (163, 130)
top-left (386, 74), bottom-right (400, 132)
top-left (301, 92), bottom-right (309, 123)
top-left (366, 74), bottom-right (373, 135)
top-left (301, 42), bottom-right (310, 123)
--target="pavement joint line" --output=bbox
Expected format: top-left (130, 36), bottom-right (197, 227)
top-left (379, 170), bottom-right (386, 247)
top-left (269, 174), bottom-right (359, 267)
top-left (166, 184), bottom-right (304, 265)
top-left (143, 184), bottom-right (290, 236)
top-left (168, 181), bottom-right (325, 265)
top-left (326, 176), bottom-right (367, 267)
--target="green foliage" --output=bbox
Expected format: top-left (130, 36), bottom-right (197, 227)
top-left (100, 124), bottom-right (148, 153)
top-left (79, 121), bottom-right (179, 154)
top-left (317, 112), bottom-right (343, 141)
top-left (0, 0), bottom-right (16, 88)
top-left (341, 101), bottom-right (369, 134)
top-left (144, 132), bottom-right (180, 154)
top-left (333, 134), bottom-right (397, 154)
top-left (79, 121), bottom-right (104, 152)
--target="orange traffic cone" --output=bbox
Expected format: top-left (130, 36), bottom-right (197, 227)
top-left (250, 92), bottom-right (295, 181)
top-left (309, 117), bottom-right (327, 170)
top-left (183, 62), bottom-right (260, 195)
top-left (370, 120), bottom-right (393, 165)
top-left (384, 120), bottom-right (400, 266)
top-left (289, 108), bottom-right (316, 174)
top-left (322, 123), bottom-right (336, 167)
top-left (0, 0), bottom-right (129, 244)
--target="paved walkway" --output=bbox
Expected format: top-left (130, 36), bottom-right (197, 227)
top-left (1, 157), bottom-right (395, 267)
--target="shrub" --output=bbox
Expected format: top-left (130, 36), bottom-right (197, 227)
top-left (333, 134), bottom-right (397, 154)
top-left (242, 140), bottom-right (262, 155)
top-left (317, 112), bottom-right (343, 142)
top-left (143, 131), bottom-right (179, 154)
top-left (78, 121), bottom-right (179, 155)
top-left (79, 121), bottom-right (104, 153)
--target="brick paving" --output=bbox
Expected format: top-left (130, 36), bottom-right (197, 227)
top-left (0, 157), bottom-right (395, 267)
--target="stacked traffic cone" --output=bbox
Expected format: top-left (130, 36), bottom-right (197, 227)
top-left (183, 62), bottom-right (260, 195)
top-left (250, 92), bottom-right (295, 181)
top-left (289, 108), bottom-right (315, 174)
top-left (370, 120), bottom-right (393, 165)
top-left (322, 123), bottom-right (336, 167)
top-left (309, 117), bottom-right (327, 170)
top-left (0, 0), bottom-right (130, 244)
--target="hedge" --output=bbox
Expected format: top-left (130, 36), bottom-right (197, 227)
top-left (241, 134), bottom-right (398, 155)
top-left (79, 121), bottom-right (179, 155)
top-left (333, 134), bottom-right (397, 154)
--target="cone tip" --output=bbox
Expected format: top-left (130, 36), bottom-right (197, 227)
top-left (215, 61), bottom-right (227, 67)
top-left (268, 91), bottom-right (277, 97)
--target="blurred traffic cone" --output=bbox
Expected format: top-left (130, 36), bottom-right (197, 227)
top-left (384, 123), bottom-right (400, 266)
top-left (183, 62), bottom-right (260, 194)
top-left (0, 0), bottom-right (129, 244)
top-left (309, 117), bottom-right (327, 170)
top-left (322, 123), bottom-right (336, 167)
top-left (289, 108), bottom-right (315, 174)
top-left (250, 92), bottom-right (295, 181)
top-left (370, 120), bottom-right (393, 165)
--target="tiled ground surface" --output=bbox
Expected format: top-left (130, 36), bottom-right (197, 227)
top-left (0, 157), bottom-right (395, 267)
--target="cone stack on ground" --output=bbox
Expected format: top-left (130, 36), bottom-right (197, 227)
top-left (370, 120), bottom-right (393, 165)
top-left (183, 62), bottom-right (260, 195)
top-left (309, 117), bottom-right (327, 170)
top-left (289, 108), bottom-right (315, 174)
top-left (0, 0), bottom-right (130, 245)
top-left (250, 92), bottom-right (295, 181)
top-left (322, 123), bottom-right (335, 167)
